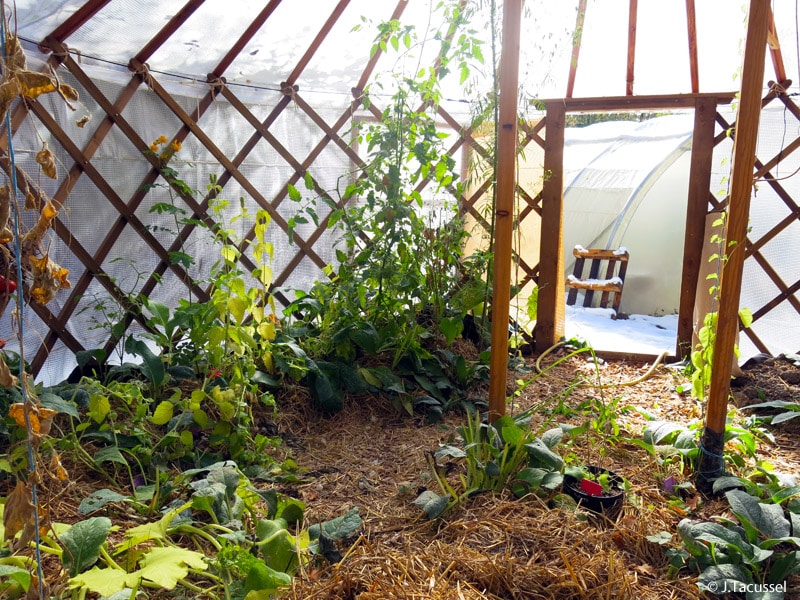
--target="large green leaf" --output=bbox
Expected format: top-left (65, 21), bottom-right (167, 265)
top-left (150, 401), bottom-right (174, 425)
top-left (243, 561), bottom-right (291, 599)
top-left (308, 507), bottom-right (362, 541)
top-left (144, 299), bottom-right (171, 327)
top-left (124, 338), bottom-right (167, 387)
top-left (413, 490), bottom-right (449, 520)
top-left (767, 550), bottom-right (800, 585)
top-left (69, 566), bottom-right (131, 596)
top-left (690, 522), bottom-right (772, 566)
top-left (726, 489), bottom-right (791, 542)
top-left (496, 415), bottom-right (524, 446)
top-left (136, 547), bottom-right (207, 589)
top-left (93, 446), bottom-right (128, 467)
top-left (118, 501), bottom-right (191, 551)
top-left (38, 391), bottom-right (79, 418)
top-left (697, 564), bottom-right (752, 595)
top-left (347, 322), bottom-right (381, 354)
top-left (438, 316), bottom-right (463, 345)
top-left (306, 368), bottom-right (343, 414)
top-left (0, 564), bottom-right (31, 591)
top-left (525, 439), bottom-right (563, 471)
top-left (256, 519), bottom-right (299, 573)
top-left (78, 489), bottom-right (131, 515)
top-left (541, 427), bottom-right (563, 449)
top-left (642, 421), bottom-right (683, 445)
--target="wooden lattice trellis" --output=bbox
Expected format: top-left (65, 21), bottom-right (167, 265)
top-left (0, 0), bottom-right (798, 386)
top-left (0, 0), bottom-right (506, 380)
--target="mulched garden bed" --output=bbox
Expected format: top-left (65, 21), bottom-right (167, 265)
top-left (280, 348), bottom-right (800, 599)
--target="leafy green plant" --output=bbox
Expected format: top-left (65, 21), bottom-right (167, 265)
top-left (674, 488), bottom-right (800, 596)
top-left (637, 409), bottom-right (771, 477)
top-left (416, 411), bottom-right (569, 518)
top-left (687, 211), bottom-right (754, 402)
top-left (61, 462), bottom-right (362, 599)
top-left (741, 399), bottom-right (800, 426)
top-left (60, 373), bottom-right (283, 494)
top-left (279, 4), bottom-right (488, 417)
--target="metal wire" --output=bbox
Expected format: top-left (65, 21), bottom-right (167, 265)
top-left (1, 2), bottom-right (47, 596)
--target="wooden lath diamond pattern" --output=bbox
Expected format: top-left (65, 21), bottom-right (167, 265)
top-left (710, 89), bottom-right (800, 355)
top-left (1, 2), bottom-right (798, 381)
top-left (2, 0), bottom-right (501, 379)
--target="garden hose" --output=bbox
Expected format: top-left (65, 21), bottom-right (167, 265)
top-left (534, 340), bottom-right (670, 389)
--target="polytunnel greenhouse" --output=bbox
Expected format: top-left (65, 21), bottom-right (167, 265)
top-left (1, 1), bottom-right (799, 598)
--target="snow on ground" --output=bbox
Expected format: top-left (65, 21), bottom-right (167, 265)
top-left (565, 306), bottom-right (678, 355)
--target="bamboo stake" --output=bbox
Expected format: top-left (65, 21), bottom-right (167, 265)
top-left (487, 0), bottom-right (522, 422)
top-left (697, 0), bottom-right (769, 493)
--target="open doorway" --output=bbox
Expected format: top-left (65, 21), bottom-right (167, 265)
top-left (560, 113), bottom-right (694, 355)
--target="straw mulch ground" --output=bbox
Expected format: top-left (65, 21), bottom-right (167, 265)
top-left (278, 349), bottom-right (800, 600)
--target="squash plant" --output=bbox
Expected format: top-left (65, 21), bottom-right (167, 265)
top-left (0, 462), bottom-right (362, 599)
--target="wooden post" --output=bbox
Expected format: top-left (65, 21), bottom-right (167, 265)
top-left (533, 101), bottom-right (566, 353)
top-left (566, 0), bottom-right (587, 98)
top-left (697, 0), bottom-right (770, 493)
top-left (686, 0), bottom-right (699, 93)
top-left (626, 0), bottom-right (638, 95)
top-left (487, 0), bottom-right (522, 422)
top-left (677, 98), bottom-right (717, 358)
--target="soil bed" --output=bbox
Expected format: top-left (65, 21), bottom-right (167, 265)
top-left (281, 348), bottom-right (800, 599)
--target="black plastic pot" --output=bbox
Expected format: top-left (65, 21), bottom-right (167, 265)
top-left (562, 466), bottom-right (624, 517)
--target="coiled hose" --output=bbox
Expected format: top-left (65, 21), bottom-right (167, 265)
top-left (534, 340), bottom-right (670, 389)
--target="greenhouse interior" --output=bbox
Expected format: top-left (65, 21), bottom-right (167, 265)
top-left (1, 1), bottom-right (800, 599)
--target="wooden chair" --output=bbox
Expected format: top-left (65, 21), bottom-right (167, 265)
top-left (565, 246), bottom-right (630, 316)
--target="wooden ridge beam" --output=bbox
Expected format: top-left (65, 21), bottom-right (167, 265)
top-left (209, 0), bottom-right (283, 79)
top-left (686, 0), bottom-right (699, 93)
top-left (566, 0), bottom-right (587, 98)
top-left (285, 0), bottom-right (351, 86)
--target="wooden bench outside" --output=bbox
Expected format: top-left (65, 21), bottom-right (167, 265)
top-left (565, 246), bottom-right (630, 316)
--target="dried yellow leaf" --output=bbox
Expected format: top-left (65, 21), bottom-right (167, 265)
top-left (0, 184), bottom-right (9, 232)
top-left (0, 78), bottom-right (21, 104)
top-left (26, 253), bottom-right (71, 304)
top-left (4, 34), bottom-right (27, 71)
top-left (3, 481), bottom-right (32, 541)
top-left (22, 201), bottom-right (58, 246)
top-left (8, 403), bottom-right (57, 441)
top-left (16, 71), bottom-right (56, 99)
top-left (7, 403), bottom-right (25, 428)
top-left (0, 353), bottom-right (17, 388)
top-left (76, 114), bottom-right (91, 128)
top-left (49, 454), bottom-right (69, 481)
top-left (58, 83), bottom-right (79, 102)
top-left (35, 143), bottom-right (57, 179)
top-left (25, 190), bottom-right (38, 211)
